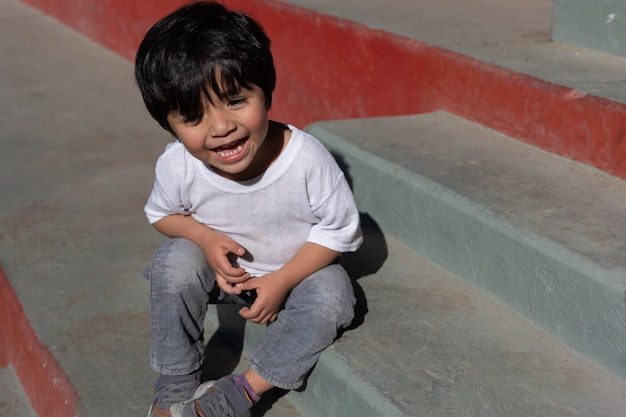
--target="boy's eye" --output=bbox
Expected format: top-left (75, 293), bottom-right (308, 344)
top-left (228, 97), bottom-right (247, 107)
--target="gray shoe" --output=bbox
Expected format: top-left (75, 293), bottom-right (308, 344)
top-left (170, 376), bottom-right (251, 417)
top-left (148, 375), bottom-right (200, 417)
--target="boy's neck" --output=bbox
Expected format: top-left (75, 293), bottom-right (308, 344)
top-left (255, 120), bottom-right (291, 175)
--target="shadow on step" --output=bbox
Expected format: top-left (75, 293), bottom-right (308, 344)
top-left (334, 151), bottom-right (389, 331)
top-left (340, 211), bottom-right (387, 332)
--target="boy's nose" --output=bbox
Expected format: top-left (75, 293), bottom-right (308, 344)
top-left (208, 109), bottom-right (236, 137)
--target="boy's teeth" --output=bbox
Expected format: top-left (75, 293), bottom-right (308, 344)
top-left (217, 143), bottom-right (244, 158)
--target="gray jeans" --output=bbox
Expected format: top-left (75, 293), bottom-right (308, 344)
top-left (146, 238), bottom-right (356, 390)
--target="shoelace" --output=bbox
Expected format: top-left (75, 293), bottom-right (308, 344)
top-left (156, 379), bottom-right (200, 407)
top-left (193, 387), bottom-right (237, 417)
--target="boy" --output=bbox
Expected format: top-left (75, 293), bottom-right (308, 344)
top-left (134, 2), bottom-right (363, 416)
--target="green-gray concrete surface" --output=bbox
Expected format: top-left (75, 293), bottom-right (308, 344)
top-left (0, 366), bottom-right (38, 417)
top-left (553, 0), bottom-right (626, 59)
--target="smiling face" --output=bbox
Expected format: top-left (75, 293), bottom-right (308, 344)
top-left (167, 84), bottom-right (273, 181)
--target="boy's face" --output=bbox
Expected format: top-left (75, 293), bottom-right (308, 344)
top-left (167, 84), bottom-right (270, 181)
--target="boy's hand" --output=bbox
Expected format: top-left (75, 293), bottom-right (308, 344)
top-left (152, 215), bottom-right (251, 295)
top-left (235, 242), bottom-right (340, 324)
top-left (236, 274), bottom-right (290, 324)
top-left (196, 229), bottom-right (250, 294)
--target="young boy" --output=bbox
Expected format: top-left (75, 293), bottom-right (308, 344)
top-left (134, 2), bottom-right (363, 416)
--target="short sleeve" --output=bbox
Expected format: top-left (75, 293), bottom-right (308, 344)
top-left (144, 142), bottom-right (189, 224)
top-left (303, 137), bottom-right (362, 252)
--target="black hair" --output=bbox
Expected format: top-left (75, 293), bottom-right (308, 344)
top-left (134, 1), bottom-right (276, 134)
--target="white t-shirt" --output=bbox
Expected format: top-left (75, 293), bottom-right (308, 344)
top-left (145, 124), bottom-right (363, 276)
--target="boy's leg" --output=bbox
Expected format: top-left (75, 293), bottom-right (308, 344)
top-left (147, 238), bottom-right (216, 416)
top-left (171, 263), bottom-right (355, 417)
top-left (249, 262), bottom-right (356, 390)
top-left (149, 238), bottom-right (216, 375)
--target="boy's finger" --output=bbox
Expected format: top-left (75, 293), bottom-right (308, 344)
top-left (217, 261), bottom-right (249, 279)
top-left (235, 280), bottom-right (257, 291)
top-left (239, 304), bottom-right (263, 321)
top-left (216, 274), bottom-right (241, 294)
top-left (238, 306), bottom-right (253, 320)
top-left (223, 240), bottom-right (246, 257)
top-left (222, 271), bottom-right (250, 283)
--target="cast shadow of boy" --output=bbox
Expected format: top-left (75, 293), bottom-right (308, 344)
top-left (202, 153), bottom-right (388, 416)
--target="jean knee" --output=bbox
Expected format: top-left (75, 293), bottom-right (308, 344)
top-left (292, 264), bottom-right (356, 328)
top-left (149, 238), bottom-right (214, 293)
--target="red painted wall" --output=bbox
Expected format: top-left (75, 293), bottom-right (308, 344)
top-left (20, 0), bottom-right (626, 179)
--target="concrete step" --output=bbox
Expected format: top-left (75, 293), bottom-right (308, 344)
top-left (4, 1), bottom-right (626, 417)
top-left (208, 218), bottom-right (626, 416)
top-left (308, 112), bottom-right (626, 381)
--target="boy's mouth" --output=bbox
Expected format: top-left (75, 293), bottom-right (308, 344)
top-left (213, 137), bottom-right (248, 159)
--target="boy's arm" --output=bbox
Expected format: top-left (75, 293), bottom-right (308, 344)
top-left (237, 242), bottom-right (339, 323)
top-left (271, 242), bottom-right (339, 289)
top-left (153, 214), bottom-right (250, 289)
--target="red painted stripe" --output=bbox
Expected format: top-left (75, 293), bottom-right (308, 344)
top-left (17, 0), bottom-right (626, 177)
top-left (0, 267), bottom-right (82, 417)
